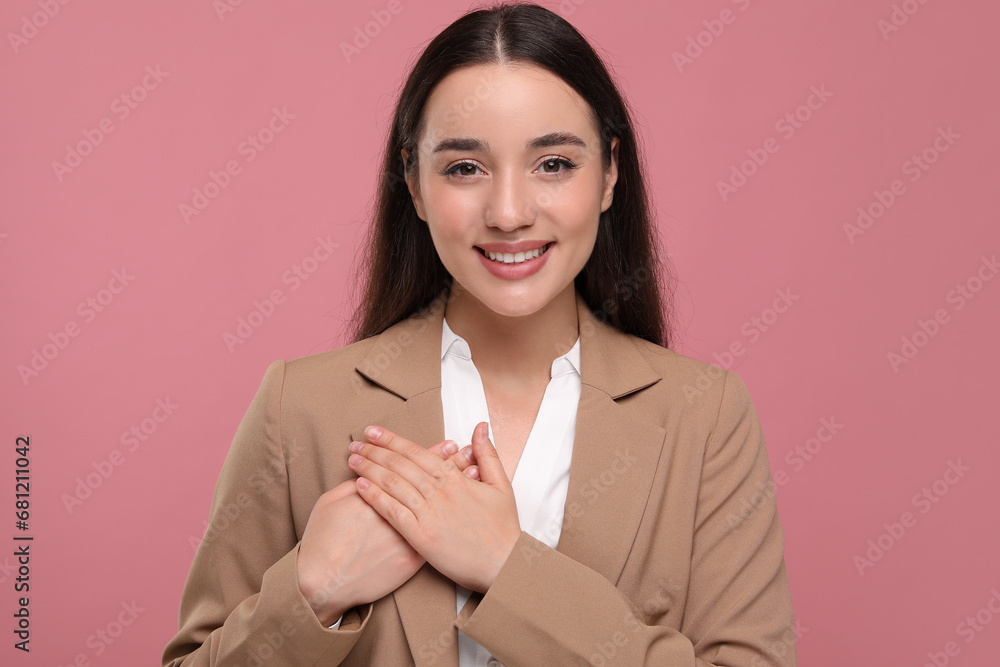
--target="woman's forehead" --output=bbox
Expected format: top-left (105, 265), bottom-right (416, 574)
top-left (419, 64), bottom-right (599, 150)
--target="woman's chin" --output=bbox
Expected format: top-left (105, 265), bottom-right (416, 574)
top-left (459, 289), bottom-right (548, 320)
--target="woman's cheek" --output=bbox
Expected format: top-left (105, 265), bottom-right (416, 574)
top-left (429, 187), bottom-right (479, 223)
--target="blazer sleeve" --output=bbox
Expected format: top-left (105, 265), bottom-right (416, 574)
top-left (454, 369), bottom-right (797, 666)
top-left (161, 359), bottom-right (375, 666)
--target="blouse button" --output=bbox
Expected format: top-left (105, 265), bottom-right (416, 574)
top-left (486, 658), bottom-right (502, 667)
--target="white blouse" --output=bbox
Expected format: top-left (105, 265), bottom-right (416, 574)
top-left (441, 316), bottom-right (581, 667)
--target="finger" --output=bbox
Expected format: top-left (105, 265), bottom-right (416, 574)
top-left (428, 439), bottom-right (460, 460)
top-left (463, 465), bottom-right (480, 481)
top-left (348, 451), bottom-right (427, 512)
top-left (430, 440), bottom-right (474, 469)
top-left (445, 445), bottom-right (477, 472)
top-left (429, 440), bottom-right (477, 472)
top-left (350, 439), bottom-right (432, 492)
top-left (355, 477), bottom-right (417, 537)
top-left (324, 478), bottom-right (358, 503)
top-left (365, 425), bottom-right (449, 477)
top-left (471, 421), bottom-right (510, 487)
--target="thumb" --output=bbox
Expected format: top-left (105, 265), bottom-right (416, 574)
top-left (471, 421), bottom-right (509, 487)
top-left (326, 478), bottom-right (357, 502)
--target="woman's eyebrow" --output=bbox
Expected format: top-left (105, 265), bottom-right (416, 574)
top-left (431, 131), bottom-right (587, 154)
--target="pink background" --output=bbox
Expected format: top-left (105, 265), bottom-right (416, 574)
top-left (2, 0), bottom-right (998, 664)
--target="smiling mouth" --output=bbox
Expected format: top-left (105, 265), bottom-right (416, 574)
top-left (477, 243), bottom-right (552, 265)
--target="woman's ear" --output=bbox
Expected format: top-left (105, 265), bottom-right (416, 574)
top-left (600, 136), bottom-right (620, 213)
top-left (400, 148), bottom-right (427, 221)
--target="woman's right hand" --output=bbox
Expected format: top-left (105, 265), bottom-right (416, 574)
top-left (296, 438), bottom-right (478, 626)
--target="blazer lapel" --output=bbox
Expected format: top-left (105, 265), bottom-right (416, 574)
top-left (350, 297), bottom-right (461, 667)
top-left (349, 291), bottom-right (665, 665)
top-left (554, 292), bottom-right (665, 585)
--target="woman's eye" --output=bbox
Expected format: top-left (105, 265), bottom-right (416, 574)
top-left (443, 158), bottom-right (577, 178)
top-left (444, 162), bottom-right (483, 178)
top-left (539, 158), bottom-right (576, 174)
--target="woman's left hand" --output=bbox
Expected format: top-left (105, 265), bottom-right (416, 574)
top-left (348, 421), bottom-right (521, 594)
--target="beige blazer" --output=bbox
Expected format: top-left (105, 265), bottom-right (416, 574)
top-left (163, 291), bottom-right (797, 666)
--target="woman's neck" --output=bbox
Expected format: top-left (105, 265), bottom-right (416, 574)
top-left (444, 283), bottom-right (580, 390)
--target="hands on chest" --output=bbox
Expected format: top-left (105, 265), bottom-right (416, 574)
top-left (295, 421), bottom-right (522, 626)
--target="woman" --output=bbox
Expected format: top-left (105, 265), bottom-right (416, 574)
top-left (163, 3), bottom-right (796, 665)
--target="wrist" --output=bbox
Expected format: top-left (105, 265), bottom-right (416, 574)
top-left (297, 574), bottom-right (351, 627)
top-left (296, 548), bottom-right (352, 626)
top-left (303, 588), bottom-right (349, 626)
top-left (304, 585), bottom-right (350, 627)
top-left (482, 529), bottom-right (521, 592)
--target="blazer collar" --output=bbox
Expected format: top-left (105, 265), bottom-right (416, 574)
top-left (350, 290), bottom-right (666, 667)
top-left (356, 290), bottom-right (661, 400)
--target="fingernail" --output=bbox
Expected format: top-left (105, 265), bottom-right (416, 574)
top-left (463, 446), bottom-right (474, 461)
top-left (357, 478), bottom-right (370, 490)
top-left (349, 454), bottom-right (362, 466)
top-left (349, 441), bottom-right (362, 453)
top-left (442, 440), bottom-right (458, 455)
top-left (365, 425), bottom-right (383, 440)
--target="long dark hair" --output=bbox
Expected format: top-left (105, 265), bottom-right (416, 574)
top-left (348, 1), bottom-right (675, 348)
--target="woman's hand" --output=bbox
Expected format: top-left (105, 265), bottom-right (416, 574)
top-left (349, 421), bottom-right (522, 594)
top-left (296, 438), bottom-right (479, 626)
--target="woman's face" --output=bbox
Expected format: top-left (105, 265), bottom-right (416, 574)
top-left (402, 63), bottom-right (618, 319)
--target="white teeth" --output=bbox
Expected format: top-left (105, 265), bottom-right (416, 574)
top-left (484, 244), bottom-right (549, 264)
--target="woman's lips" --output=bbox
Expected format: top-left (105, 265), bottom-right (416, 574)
top-left (475, 242), bottom-right (552, 279)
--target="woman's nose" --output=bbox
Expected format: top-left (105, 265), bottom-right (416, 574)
top-left (486, 172), bottom-right (536, 230)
